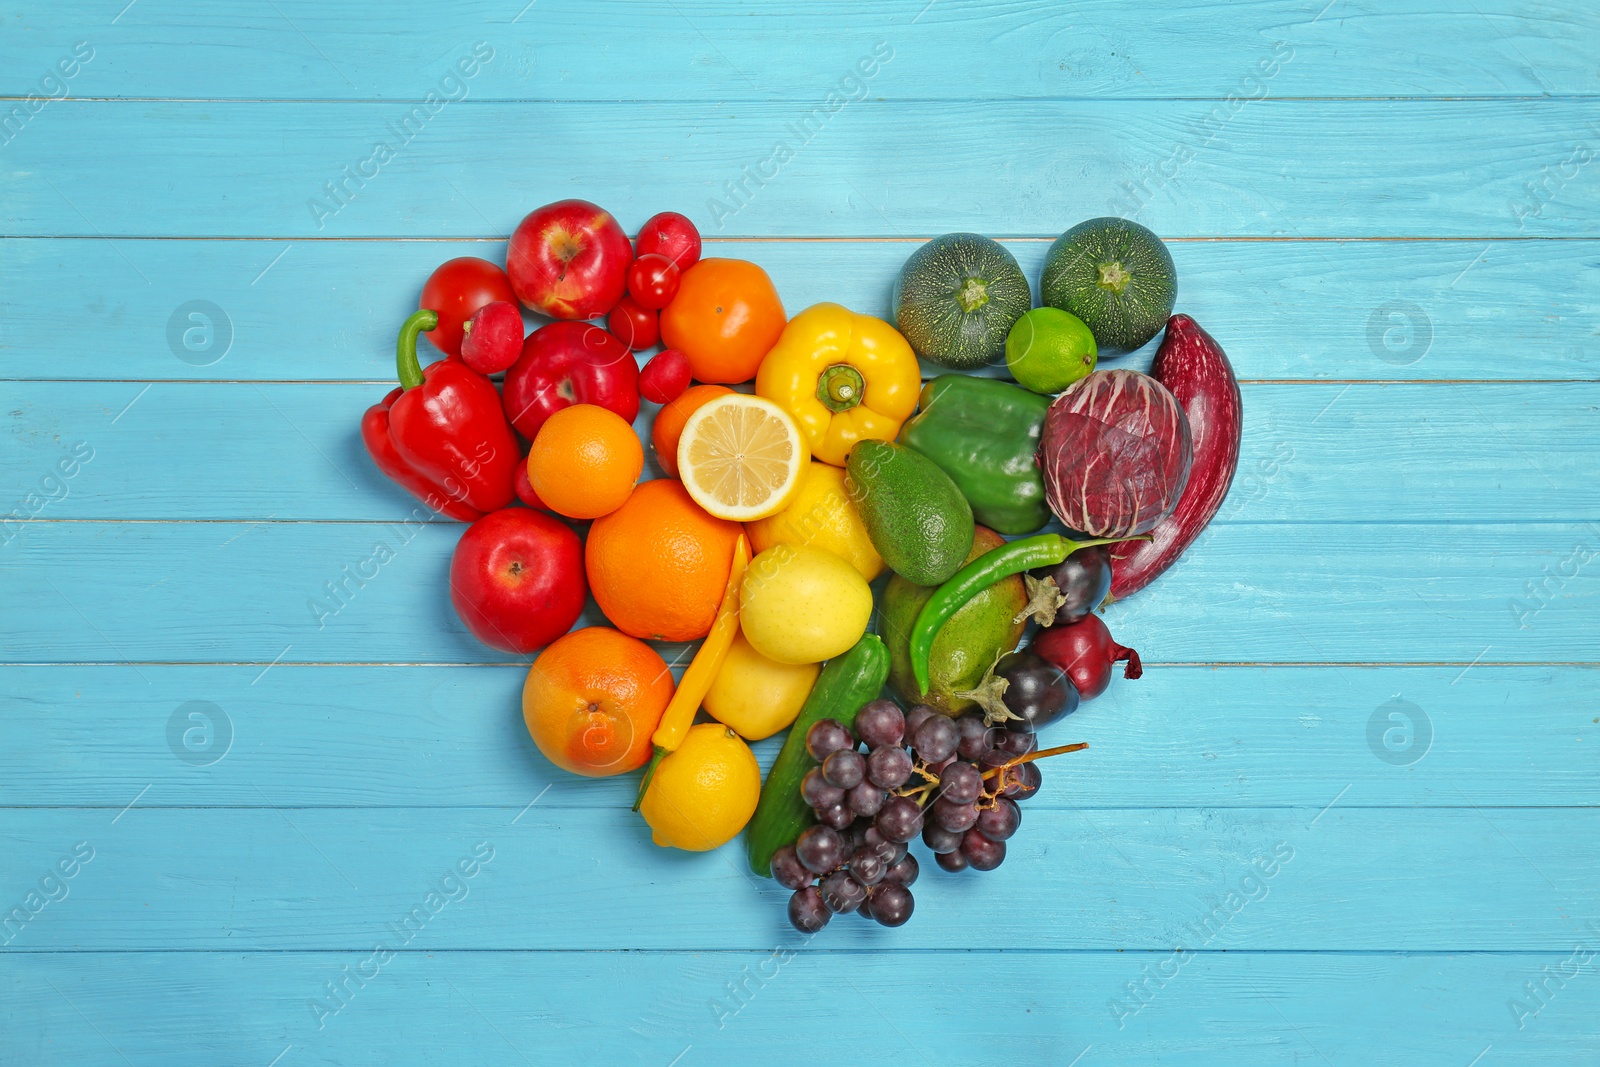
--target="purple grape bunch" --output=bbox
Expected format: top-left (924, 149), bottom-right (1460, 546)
top-left (775, 699), bottom-right (1052, 932)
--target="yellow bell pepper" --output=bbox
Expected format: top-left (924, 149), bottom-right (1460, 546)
top-left (755, 303), bottom-right (922, 467)
top-left (634, 534), bottom-right (750, 809)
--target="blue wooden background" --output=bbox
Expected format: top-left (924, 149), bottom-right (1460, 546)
top-left (3, 1), bottom-right (1597, 1063)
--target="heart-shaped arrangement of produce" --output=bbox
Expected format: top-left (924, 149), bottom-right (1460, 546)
top-left (361, 203), bottom-right (1243, 932)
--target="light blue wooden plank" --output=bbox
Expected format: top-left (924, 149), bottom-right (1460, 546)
top-left (2, 0), bottom-right (1591, 100)
top-left (4, 237), bottom-right (1594, 381)
top-left (1, 520), bottom-right (1592, 663)
top-left (0, 806), bottom-right (1592, 950)
top-left (5, 381), bottom-right (1596, 521)
top-left (0, 664), bottom-right (1591, 807)
top-left (4, 950), bottom-right (1597, 1067)
top-left (4, 102), bottom-right (1598, 238)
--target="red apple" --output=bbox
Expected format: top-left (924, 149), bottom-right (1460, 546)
top-left (501, 321), bottom-right (640, 440)
top-left (450, 508), bottom-right (586, 653)
top-left (506, 199), bottom-right (633, 321)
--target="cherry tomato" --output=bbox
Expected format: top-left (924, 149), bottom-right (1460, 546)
top-left (627, 253), bottom-right (681, 310)
top-left (635, 212), bottom-right (702, 270)
top-left (639, 349), bottom-right (691, 405)
top-left (607, 295), bottom-right (659, 351)
top-left (419, 257), bottom-right (517, 357)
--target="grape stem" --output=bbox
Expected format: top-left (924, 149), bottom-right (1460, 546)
top-left (981, 741), bottom-right (1089, 778)
top-left (893, 741), bottom-right (1090, 807)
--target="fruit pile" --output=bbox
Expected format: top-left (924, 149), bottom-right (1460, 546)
top-left (359, 200), bottom-right (1243, 933)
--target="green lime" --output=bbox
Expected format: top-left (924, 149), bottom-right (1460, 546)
top-left (1004, 307), bottom-right (1097, 394)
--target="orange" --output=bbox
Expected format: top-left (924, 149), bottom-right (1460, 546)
top-left (523, 627), bottom-right (675, 777)
top-left (650, 383), bottom-right (732, 477)
top-left (659, 259), bottom-right (786, 384)
top-left (527, 404), bottom-right (643, 520)
top-left (586, 479), bottom-right (742, 641)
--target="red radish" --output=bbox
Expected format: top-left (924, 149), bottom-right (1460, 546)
top-left (607, 295), bottom-right (659, 351)
top-left (635, 211), bottom-right (702, 269)
top-left (459, 301), bottom-right (525, 374)
top-left (1031, 614), bottom-right (1141, 701)
top-left (1109, 315), bottom-right (1242, 600)
top-left (639, 349), bottom-right (691, 405)
top-left (1038, 369), bottom-right (1193, 538)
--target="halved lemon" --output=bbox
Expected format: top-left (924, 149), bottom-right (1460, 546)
top-left (677, 394), bottom-right (808, 521)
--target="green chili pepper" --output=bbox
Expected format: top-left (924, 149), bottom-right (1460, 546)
top-left (908, 533), bottom-right (1129, 695)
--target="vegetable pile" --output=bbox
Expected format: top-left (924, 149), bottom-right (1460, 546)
top-left (357, 206), bottom-right (1241, 933)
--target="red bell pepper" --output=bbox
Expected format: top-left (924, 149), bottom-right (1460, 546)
top-left (361, 309), bottom-right (519, 519)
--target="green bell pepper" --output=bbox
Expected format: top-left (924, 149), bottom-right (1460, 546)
top-left (897, 375), bottom-right (1052, 535)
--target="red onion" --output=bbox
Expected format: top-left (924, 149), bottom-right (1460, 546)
top-left (1038, 369), bottom-right (1193, 538)
top-left (1031, 614), bottom-right (1142, 701)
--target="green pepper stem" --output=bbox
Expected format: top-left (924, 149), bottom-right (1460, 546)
top-left (633, 745), bottom-right (667, 812)
top-left (396, 309), bottom-right (439, 391)
top-left (908, 532), bottom-right (1132, 694)
top-left (815, 363), bottom-right (866, 413)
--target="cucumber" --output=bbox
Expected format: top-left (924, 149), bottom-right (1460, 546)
top-left (745, 634), bottom-right (890, 877)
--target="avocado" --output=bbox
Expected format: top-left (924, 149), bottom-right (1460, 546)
top-left (880, 526), bottom-right (1026, 715)
top-left (845, 440), bottom-right (974, 587)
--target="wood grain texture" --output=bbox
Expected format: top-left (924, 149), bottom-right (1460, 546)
top-left (4, 0), bottom-right (1596, 100)
top-left (4, 237), bottom-right (1594, 381)
top-left (5, 381), bottom-right (1597, 520)
top-left (1, 520), bottom-right (1594, 663)
top-left (5, 101), bottom-right (1599, 238)
top-left (0, 806), bottom-right (1593, 950)
top-left (4, 2), bottom-right (1598, 1062)
top-left (5, 951), bottom-right (1596, 1067)
top-left (0, 664), bottom-right (1592, 808)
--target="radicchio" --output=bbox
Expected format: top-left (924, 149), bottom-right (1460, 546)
top-left (1038, 369), bottom-right (1193, 538)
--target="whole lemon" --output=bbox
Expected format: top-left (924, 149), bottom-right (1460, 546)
top-left (746, 461), bottom-right (884, 581)
top-left (739, 544), bottom-right (873, 665)
top-left (704, 632), bottom-right (821, 741)
top-left (640, 723), bottom-right (762, 851)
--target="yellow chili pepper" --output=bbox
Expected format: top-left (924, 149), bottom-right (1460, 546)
top-left (634, 533), bottom-right (750, 809)
top-left (754, 302), bottom-right (922, 467)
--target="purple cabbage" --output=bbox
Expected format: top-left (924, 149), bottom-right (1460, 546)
top-left (1039, 369), bottom-right (1193, 538)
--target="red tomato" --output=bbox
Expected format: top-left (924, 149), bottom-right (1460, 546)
top-left (607, 296), bottom-right (660, 351)
top-left (635, 212), bottom-right (702, 270)
top-left (627, 253), bottom-right (681, 310)
top-left (419, 257), bottom-right (517, 357)
top-left (639, 349), bottom-right (691, 405)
